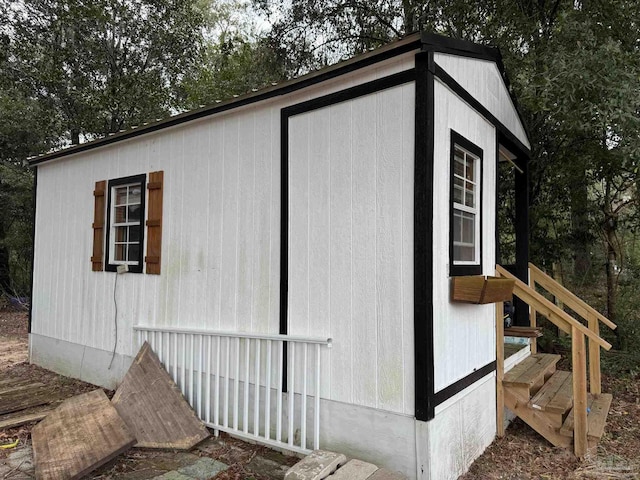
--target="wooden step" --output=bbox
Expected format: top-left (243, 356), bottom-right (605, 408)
top-left (559, 393), bottom-right (613, 441)
top-left (529, 370), bottom-right (573, 415)
top-left (503, 354), bottom-right (560, 397)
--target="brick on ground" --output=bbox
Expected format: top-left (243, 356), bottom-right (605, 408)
top-left (284, 450), bottom-right (347, 480)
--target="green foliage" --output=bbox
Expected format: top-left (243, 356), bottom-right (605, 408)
top-left (7, 0), bottom-right (206, 143)
top-left (0, 163), bottom-right (33, 297)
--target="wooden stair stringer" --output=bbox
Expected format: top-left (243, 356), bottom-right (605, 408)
top-left (503, 386), bottom-right (572, 449)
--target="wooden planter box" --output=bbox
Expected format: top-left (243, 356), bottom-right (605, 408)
top-left (451, 275), bottom-right (515, 304)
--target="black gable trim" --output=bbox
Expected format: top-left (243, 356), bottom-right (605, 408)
top-left (421, 33), bottom-right (501, 62)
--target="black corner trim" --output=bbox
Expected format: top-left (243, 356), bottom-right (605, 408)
top-left (104, 174), bottom-right (147, 274)
top-left (28, 167), bottom-right (38, 334)
top-left (433, 64), bottom-right (530, 156)
top-left (29, 36), bottom-right (423, 166)
top-left (414, 51), bottom-right (435, 422)
top-left (449, 130), bottom-right (484, 277)
top-left (433, 361), bottom-right (496, 407)
top-left (279, 108), bottom-right (289, 393)
top-left (280, 68), bottom-right (417, 394)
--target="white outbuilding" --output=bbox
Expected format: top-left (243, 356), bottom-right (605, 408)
top-left (28, 33), bottom-right (532, 479)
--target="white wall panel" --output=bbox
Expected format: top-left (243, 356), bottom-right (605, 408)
top-left (434, 53), bottom-right (530, 150)
top-left (432, 79), bottom-right (497, 393)
top-left (287, 82), bottom-right (415, 414)
top-left (31, 53), bottom-right (416, 375)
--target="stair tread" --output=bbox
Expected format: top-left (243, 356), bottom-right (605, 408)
top-left (559, 393), bottom-right (613, 439)
top-left (529, 370), bottom-right (573, 414)
top-left (503, 354), bottom-right (561, 388)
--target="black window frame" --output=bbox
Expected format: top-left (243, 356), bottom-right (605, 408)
top-left (105, 174), bottom-right (146, 273)
top-left (449, 130), bottom-right (483, 277)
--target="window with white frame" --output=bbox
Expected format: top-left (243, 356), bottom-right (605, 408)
top-left (105, 174), bottom-right (146, 272)
top-left (450, 131), bottom-right (482, 276)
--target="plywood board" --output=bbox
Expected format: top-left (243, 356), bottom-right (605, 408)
top-left (111, 342), bottom-right (209, 449)
top-left (32, 389), bottom-right (136, 480)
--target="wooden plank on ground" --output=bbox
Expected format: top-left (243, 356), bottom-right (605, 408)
top-left (0, 382), bottom-right (46, 396)
top-left (32, 389), bottom-right (136, 480)
top-left (111, 341), bottom-right (209, 449)
top-left (0, 408), bottom-right (53, 430)
top-left (0, 378), bottom-right (33, 388)
top-left (0, 387), bottom-right (53, 415)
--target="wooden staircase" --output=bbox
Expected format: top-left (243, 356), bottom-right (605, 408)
top-left (495, 264), bottom-right (617, 457)
top-left (502, 353), bottom-right (613, 450)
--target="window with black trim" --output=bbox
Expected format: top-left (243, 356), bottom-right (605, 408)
top-left (449, 131), bottom-right (483, 276)
top-left (105, 174), bottom-right (146, 273)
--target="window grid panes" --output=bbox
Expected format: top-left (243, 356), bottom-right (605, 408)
top-left (111, 184), bottom-right (142, 265)
top-left (452, 145), bottom-right (479, 265)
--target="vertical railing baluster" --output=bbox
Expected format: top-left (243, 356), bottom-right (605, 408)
top-left (172, 333), bottom-right (178, 383)
top-left (314, 343), bottom-right (321, 450)
top-left (243, 338), bottom-right (250, 434)
top-left (198, 334), bottom-right (203, 419)
top-left (181, 334), bottom-right (186, 396)
top-left (288, 342), bottom-right (295, 447)
top-left (189, 335), bottom-right (195, 407)
top-left (206, 335), bottom-right (212, 424)
top-left (276, 340), bottom-right (283, 443)
top-left (265, 340), bottom-right (272, 441)
top-left (301, 343), bottom-right (308, 450)
top-left (234, 337), bottom-right (240, 430)
top-left (254, 339), bottom-right (261, 436)
top-left (224, 336), bottom-right (230, 428)
top-left (214, 336), bottom-right (221, 435)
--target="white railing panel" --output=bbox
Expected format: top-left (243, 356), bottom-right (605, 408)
top-left (134, 325), bottom-right (331, 454)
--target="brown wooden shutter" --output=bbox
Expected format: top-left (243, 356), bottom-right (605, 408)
top-left (145, 171), bottom-right (164, 274)
top-left (91, 180), bottom-right (107, 271)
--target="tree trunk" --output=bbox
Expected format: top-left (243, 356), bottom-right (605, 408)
top-left (571, 165), bottom-right (591, 279)
top-left (71, 128), bottom-right (80, 145)
top-left (605, 222), bottom-right (616, 320)
top-left (0, 221), bottom-right (11, 295)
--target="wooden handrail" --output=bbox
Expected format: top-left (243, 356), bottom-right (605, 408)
top-left (496, 265), bottom-right (612, 350)
top-left (528, 263), bottom-right (617, 330)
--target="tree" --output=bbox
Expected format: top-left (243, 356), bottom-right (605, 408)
top-left (180, 0), bottom-right (287, 108)
top-left (8, 0), bottom-right (206, 144)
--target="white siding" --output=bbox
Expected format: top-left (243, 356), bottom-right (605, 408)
top-left (31, 52), bottom-right (416, 389)
top-left (287, 82), bottom-right (415, 415)
top-left (432, 79), bottom-right (497, 393)
top-left (434, 53), bottom-right (530, 150)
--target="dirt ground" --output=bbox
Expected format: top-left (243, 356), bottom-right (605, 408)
top-left (1, 308), bottom-right (638, 479)
top-left (0, 309), bottom-right (298, 480)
